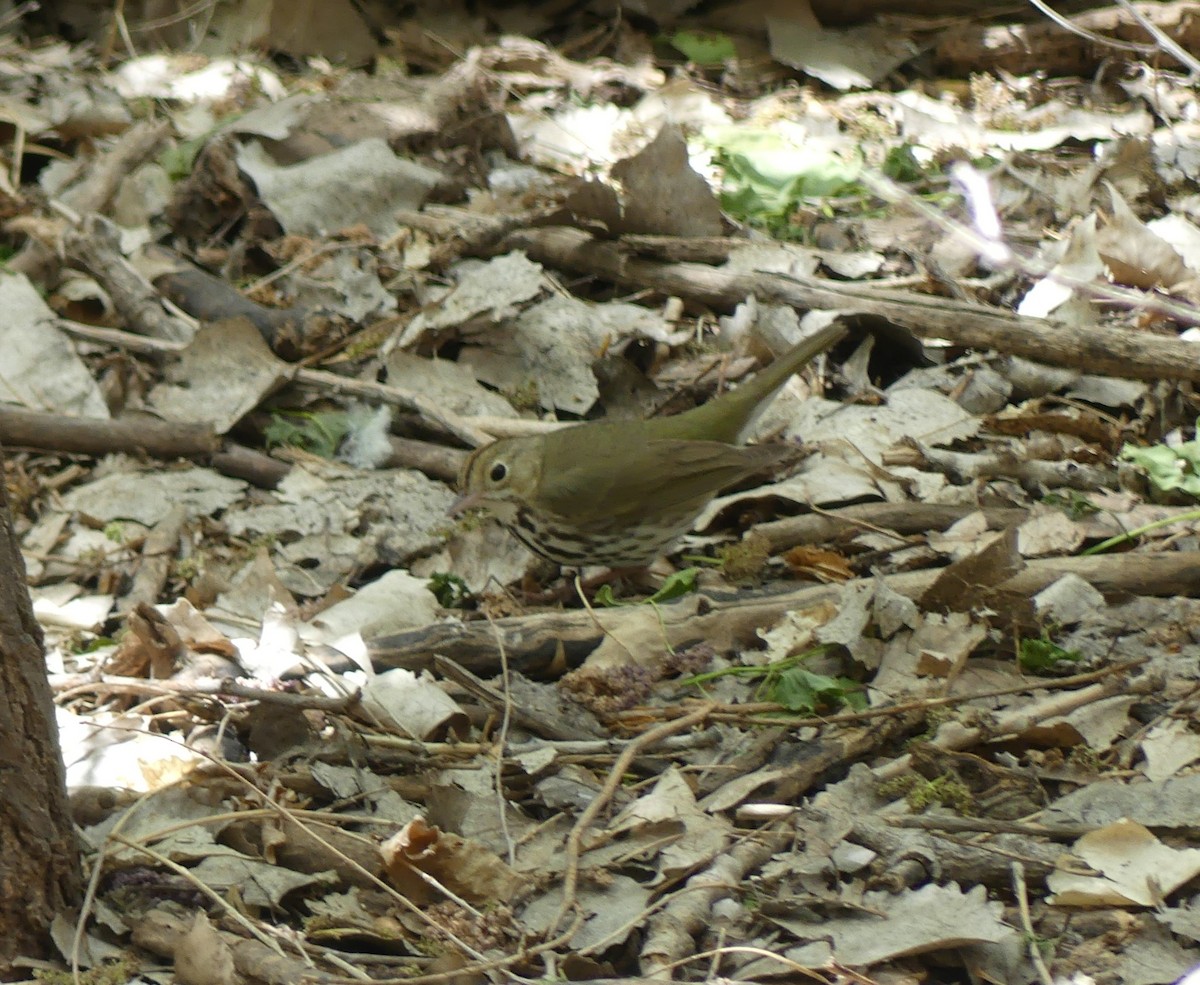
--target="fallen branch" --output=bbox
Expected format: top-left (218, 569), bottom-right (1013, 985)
top-left (887, 442), bottom-right (1118, 492)
top-left (52, 320), bottom-right (487, 459)
top-left (64, 216), bottom-right (195, 344)
top-left (0, 404), bottom-right (287, 488)
top-left (369, 552), bottom-right (1200, 677)
top-left (935, 0), bottom-right (1200, 77)
top-left (756, 502), bottom-right (1029, 552)
top-left (500, 226), bottom-right (1200, 381)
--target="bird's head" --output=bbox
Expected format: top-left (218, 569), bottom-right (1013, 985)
top-left (449, 437), bottom-right (542, 524)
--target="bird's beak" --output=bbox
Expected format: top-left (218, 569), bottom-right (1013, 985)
top-left (448, 491), bottom-right (485, 517)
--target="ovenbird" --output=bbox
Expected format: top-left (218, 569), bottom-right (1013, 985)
top-left (452, 323), bottom-right (845, 567)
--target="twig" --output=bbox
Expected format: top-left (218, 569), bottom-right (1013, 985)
top-left (891, 815), bottom-right (1095, 839)
top-left (109, 834), bottom-right (289, 958)
top-left (1025, 0), bottom-right (1154, 54)
top-left (70, 719), bottom-right (492, 967)
top-left (1012, 861), bottom-right (1055, 985)
top-left (649, 944), bottom-right (832, 982)
top-left (1112, 0), bottom-right (1200, 75)
top-left (325, 915), bottom-right (585, 985)
top-left (501, 226), bottom-right (1200, 380)
top-left (571, 571), bottom-right (638, 664)
top-left (63, 215), bottom-right (195, 343)
top-left (549, 703), bottom-right (712, 935)
top-left (864, 168), bottom-right (1200, 331)
top-left (873, 671), bottom-right (1154, 782)
top-left (293, 366), bottom-right (491, 448)
top-left (118, 507), bottom-right (187, 614)
top-left (625, 655), bottom-right (1150, 730)
top-left (485, 612), bottom-right (518, 866)
top-left (49, 674), bottom-right (360, 713)
top-left (431, 654), bottom-right (585, 741)
top-left (52, 319), bottom-right (492, 449)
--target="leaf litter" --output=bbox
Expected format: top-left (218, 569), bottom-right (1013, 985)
top-left (4, 4), bottom-right (1200, 984)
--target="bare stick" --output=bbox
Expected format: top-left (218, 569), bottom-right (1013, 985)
top-left (550, 703), bottom-right (712, 936)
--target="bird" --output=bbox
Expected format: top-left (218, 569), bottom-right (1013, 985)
top-left (451, 323), bottom-right (845, 567)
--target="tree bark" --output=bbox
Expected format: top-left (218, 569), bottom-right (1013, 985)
top-left (0, 447), bottom-right (81, 974)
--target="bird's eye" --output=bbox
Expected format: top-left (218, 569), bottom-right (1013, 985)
top-left (489, 462), bottom-right (508, 483)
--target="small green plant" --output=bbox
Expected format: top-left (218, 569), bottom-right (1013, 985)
top-left (881, 143), bottom-right (929, 182)
top-left (706, 124), bottom-right (865, 235)
top-left (682, 645), bottom-right (864, 714)
top-left (174, 555), bottom-right (202, 581)
top-left (1074, 434), bottom-right (1200, 552)
top-left (906, 705), bottom-right (966, 744)
top-left (35, 958), bottom-right (135, 985)
top-left (1042, 490), bottom-right (1100, 520)
top-left (667, 29), bottom-right (736, 65)
top-left (880, 772), bottom-right (975, 814)
top-left (264, 409), bottom-right (352, 458)
top-left (1018, 634), bottom-right (1083, 673)
top-left (1021, 929), bottom-right (1060, 960)
top-left (594, 566), bottom-right (700, 607)
top-left (769, 665), bottom-right (865, 713)
top-left (1121, 426), bottom-right (1200, 497)
top-left (160, 137), bottom-right (204, 180)
top-left (740, 888), bottom-right (763, 911)
top-left (907, 773), bottom-right (975, 814)
top-left (716, 531), bottom-right (771, 581)
top-left (428, 572), bottom-right (471, 608)
top-left (74, 635), bottom-right (116, 654)
top-left (504, 380), bottom-right (541, 413)
top-left (1081, 507), bottom-right (1200, 555)
top-left (1067, 744), bottom-right (1102, 772)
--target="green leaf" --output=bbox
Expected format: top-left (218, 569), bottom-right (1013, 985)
top-left (428, 572), bottom-right (471, 608)
top-left (160, 138), bottom-right (205, 181)
top-left (1018, 637), bottom-right (1082, 673)
top-left (769, 667), bottom-right (861, 713)
top-left (595, 567), bottom-right (701, 607)
top-left (645, 567), bottom-right (700, 603)
top-left (1120, 437), bottom-right (1200, 497)
top-left (264, 410), bottom-right (352, 459)
top-left (1043, 490), bottom-right (1100, 519)
top-left (881, 143), bottom-right (928, 182)
top-left (706, 124), bottom-right (862, 231)
top-left (594, 583), bottom-right (622, 607)
top-left (668, 30), bottom-right (736, 65)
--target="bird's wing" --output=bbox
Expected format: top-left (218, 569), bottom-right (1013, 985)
top-left (538, 439), bottom-right (791, 524)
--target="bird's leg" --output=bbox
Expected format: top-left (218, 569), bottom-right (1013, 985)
top-left (522, 564), bottom-right (663, 606)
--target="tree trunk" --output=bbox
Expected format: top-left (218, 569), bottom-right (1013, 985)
top-left (0, 449), bottom-right (81, 974)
